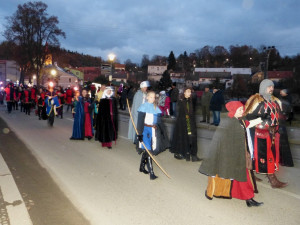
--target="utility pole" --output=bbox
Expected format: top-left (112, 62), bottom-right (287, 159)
top-left (263, 46), bottom-right (275, 79)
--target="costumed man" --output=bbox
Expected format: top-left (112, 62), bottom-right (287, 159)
top-left (278, 89), bottom-right (294, 167)
top-left (31, 85), bottom-right (37, 109)
top-left (4, 83), bottom-right (14, 113)
top-left (13, 85), bottom-right (20, 110)
top-left (128, 81), bottom-right (150, 143)
top-left (95, 87), bottom-right (118, 149)
top-left (66, 86), bottom-right (73, 112)
top-left (70, 89), bottom-right (84, 140)
top-left (136, 91), bottom-right (170, 180)
top-left (244, 79), bottom-right (288, 188)
top-left (23, 86), bottom-right (31, 115)
top-left (56, 87), bottom-right (65, 119)
top-left (199, 101), bottom-right (263, 207)
top-left (37, 88), bottom-right (47, 120)
top-left (171, 87), bottom-right (201, 162)
top-left (45, 82), bottom-right (60, 127)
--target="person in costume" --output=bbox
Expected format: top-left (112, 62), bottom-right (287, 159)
top-left (199, 101), bottom-right (263, 207)
top-left (158, 90), bottom-right (171, 116)
top-left (45, 82), bottom-right (60, 127)
top-left (244, 79), bottom-right (288, 188)
top-left (13, 85), bottom-right (20, 111)
top-left (171, 87), bottom-right (201, 162)
top-left (136, 91), bottom-right (170, 180)
top-left (278, 89), bottom-right (294, 167)
top-left (95, 87), bottom-right (118, 149)
top-left (128, 81), bottom-right (150, 143)
top-left (4, 83), bottom-right (14, 113)
top-left (70, 89), bottom-right (94, 140)
top-left (66, 86), bottom-right (74, 112)
top-left (22, 86), bottom-right (31, 115)
top-left (56, 87), bottom-right (65, 119)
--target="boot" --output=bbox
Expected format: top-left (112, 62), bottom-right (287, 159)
top-left (246, 198), bottom-right (264, 207)
top-left (139, 153), bottom-right (149, 174)
top-left (267, 174), bottom-right (288, 188)
top-left (186, 153), bottom-right (191, 161)
top-left (192, 155), bottom-right (202, 162)
top-left (147, 156), bottom-right (157, 180)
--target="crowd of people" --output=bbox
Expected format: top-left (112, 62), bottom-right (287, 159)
top-left (1, 78), bottom-right (295, 207)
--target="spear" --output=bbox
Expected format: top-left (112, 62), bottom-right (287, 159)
top-left (126, 99), bottom-right (171, 179)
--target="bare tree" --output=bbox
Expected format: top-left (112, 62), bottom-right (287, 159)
top-left (4, 1), bottom-right (65, 85)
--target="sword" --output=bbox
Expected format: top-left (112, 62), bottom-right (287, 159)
top-left (126, 98), bottom-right (171, 179)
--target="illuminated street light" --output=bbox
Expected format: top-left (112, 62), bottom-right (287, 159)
top-left (33, 75), bottom-right (37, 80)
top-left (108, 53), bottom-right (116, 62)
top-left (51, 69), bottom-right (57, 76)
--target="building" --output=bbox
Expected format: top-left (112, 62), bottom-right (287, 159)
top-left (0, 60), bottom-right (21, 85)
top-left (194, 67), bottom-right (251, 76)
top-left (65, 67), bottom-right (84, 80)
top-left (101, 64), bottom-right (112, 76)
top-left (148, 65), bottom-right (167, 76)
top-left (112, 71), bottom-right (128, 83)
top-left (251, 71), bottom-right (293, 83)
top-left (77, 67), bottom-right (101, 82)
top-left (114, 63), bottom-right (125, 72)
top-left (42, 65), bottom-right (82, 89)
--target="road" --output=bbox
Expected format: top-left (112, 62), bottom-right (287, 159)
top-left (0, 106), bottom-right (300, 225)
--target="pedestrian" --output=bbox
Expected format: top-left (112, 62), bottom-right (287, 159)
top-left (191, 88), bottom-right (198, 113)
top-left (170, 82), bottom-right (179, 118)
top-left (4, 83), bottom-right (14, 113)
top-left (13, 85), bottom-right (20, 110)
top-left (56, 87), bottom-right (65, 119)
top-left (199, 101), bottom-right (263, 207)
top-left (45, 82), bottom-right (60, 127)
top-left (95, 87), bottom-right (118, 149)
top-left (200, 86), bottom-right (212, 123)
top-left (244, 79), bottom-right (288, 188)
top-left (209, 86), bottom-right (225, 126)
top-left (66, 86), bottom-right (73, 112)
top-left (158, 90), bottom-right (171, 116)
top-left (23, 86), bottom-right (31, 115)
top-left (171, 87), bottom-right (201, 162)
top-left (136, 91), bottom-right (170, 180)
top-left (0, 89), bottom-right (4, 105)
top-left (120, 85), bottom-right (128, 110)
top-left (70, 89), bottom-right (84, 140)
top-left (278, 89), bottom-right (294, 167)
top-left (128, 81), bottom-right (150, 143)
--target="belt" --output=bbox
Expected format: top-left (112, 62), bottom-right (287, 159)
top-left (144, 124), bottom-right (157, 129)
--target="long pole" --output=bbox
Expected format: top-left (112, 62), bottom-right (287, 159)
top-left (126, 99), bottom-right (171, 179)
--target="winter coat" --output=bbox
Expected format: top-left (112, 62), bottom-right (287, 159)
top-left (210, 90), bottom-right (225, 111)
top-left (170, 87), bottom-right (179, 102)
top-left (201, 91), bottom-right (213, 106)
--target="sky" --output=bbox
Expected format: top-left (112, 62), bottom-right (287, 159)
top-left (0, 0), bottom-right (300, 64)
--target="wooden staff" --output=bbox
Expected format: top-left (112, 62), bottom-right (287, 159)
top-left (127, 99), bottom-right (171, 179)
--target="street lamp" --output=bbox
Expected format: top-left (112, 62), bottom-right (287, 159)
top-left (50, 69), bottom-right (57, 76)
top-left (263, 46), bottom-right (275, 79)
top-left (108, 53), bottom-right (116, 85)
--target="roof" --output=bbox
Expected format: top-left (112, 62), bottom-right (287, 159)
top-left (267, 71), bottom-right (293, 79)
top-left (197, 72), bottom-right (231, 79)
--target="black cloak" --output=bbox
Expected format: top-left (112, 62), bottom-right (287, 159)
top-left (170, 98), bottom-right (197, 157)
top-left (95, 98), bottom-right (118, 143)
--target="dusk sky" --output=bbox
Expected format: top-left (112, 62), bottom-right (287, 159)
top-left (0, 0), bottom-right (299, 64)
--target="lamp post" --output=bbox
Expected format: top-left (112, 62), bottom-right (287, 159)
top-left (50, 69), bottom-right (57, 86)
top-left (108, 53), bottom-right (115, 85)
top-left (263, 46), bottom-right (275, 79)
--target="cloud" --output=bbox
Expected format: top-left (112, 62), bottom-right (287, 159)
top-left (1, 0), bottom-right (300, 62)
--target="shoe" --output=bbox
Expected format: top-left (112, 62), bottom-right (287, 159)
top-left (150, 173), bottom-right (158, 180)
top-left (186, 154), bottom-right (191, 161)
top-left (246, 198), bottom-right (263, 207)
top-left (107, 147), bottom-right (112, 149)
top-left (210, 123), bottom-right (215, 125)
top-left (139, 167), bottom-right (149, 174)
top-left (192, 155), bottom-right (202, 162)
top-left (174, 154), bottom-right (184, 160)
top-left (267, 174), bottom-right (288, 188)
top-left (200, 120), bottom-right (206, 123)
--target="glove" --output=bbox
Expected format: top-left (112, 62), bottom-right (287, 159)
top-left (137, 135), bottom-right (143, 142)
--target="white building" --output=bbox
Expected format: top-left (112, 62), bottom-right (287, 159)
top-left (148, 65), bottom-right (167, 75)
top-left (0, 60), bottom-right (21, 85)
top-left (194, 67), bottom-right (251, 75)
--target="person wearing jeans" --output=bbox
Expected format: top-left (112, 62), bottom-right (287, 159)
top-left (209, 87), bottom-right (225, 126)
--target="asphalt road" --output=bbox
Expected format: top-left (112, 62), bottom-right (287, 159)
top-left (0, 106), bottom-right (300, 225)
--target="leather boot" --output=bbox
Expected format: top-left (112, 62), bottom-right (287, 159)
top-left (267, 174), bottom-right (288, 188)
top-left (147, 156), bottom-right (157, 180)
top-left (186, 153), bottom-right (191, 161)
top-left (246, 198), bottom-right (264, 207)
top-left (139, 152), bottom-right (149, 174)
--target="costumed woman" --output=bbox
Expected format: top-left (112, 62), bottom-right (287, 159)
top-left (95, 87), bottom-right (118, 149)
top-left (136, 91), bottom-right (170, 180)
top-left (199, 101), bottom-right (263, 207)
top-left (171, 87), bottom-right (201, 162)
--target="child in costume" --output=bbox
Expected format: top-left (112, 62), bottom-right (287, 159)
top-left (136, 91), bottom-right (170, 180)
